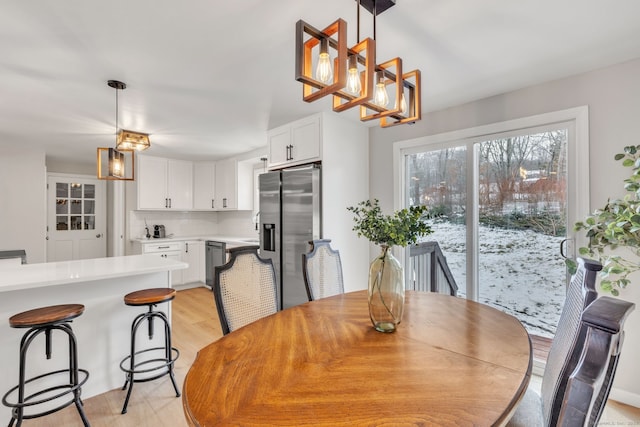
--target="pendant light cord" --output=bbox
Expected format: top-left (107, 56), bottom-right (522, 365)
top-left (115, 87), bottom-right (119, 143)
top-left (373, 0), bottom-right (377, 41)
top-left (357, 0), bottom-right (360, 43)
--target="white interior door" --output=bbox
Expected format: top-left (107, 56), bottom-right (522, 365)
top-left (47, 174), bottom-right (106, 261)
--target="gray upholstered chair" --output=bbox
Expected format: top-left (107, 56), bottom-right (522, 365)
top-left (213, 246), bottom-right (278, 335)
top-left (302, 239), bottom-right (344, 301)
top-left (508, 257), bottom-right (630, 426)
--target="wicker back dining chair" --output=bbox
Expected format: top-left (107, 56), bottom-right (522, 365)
top-left (507, 257), bottom-right (605, 426)
top-left (213, 246), bottom-right (278, 335)
top-left (302, 239), bottom-right (344, 301)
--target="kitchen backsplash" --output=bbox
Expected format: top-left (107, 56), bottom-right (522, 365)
top-left (129, 210), bottom-right (258, 240)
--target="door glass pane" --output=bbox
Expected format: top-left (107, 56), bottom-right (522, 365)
top-left (477, 130), bottom-right (567, 338)
top-left (85, 216), bottom-right (95, 230)
top-left (70, 183), bottom-right (82, 198)
top-left (70, 216), bottom-right (82, 230)
top-left (70, 200), bottom-right (82, 214)
top-left (406, 146), bottom-right (467, 295)
top-left (56, 199), bottom-right (68, 214)
top-left (84, 200), bottom-right (95, 214)
top-left (56, 216), bottom-right (68, 230)
top-left (56, 183), bottom-right (68, 197)
top-left (84, 184), bottom-right (95, 198)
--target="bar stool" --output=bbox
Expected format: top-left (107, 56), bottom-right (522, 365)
top-left (2, 304), bottom-right (90, 427)
top-left (120, 288), bottom-right (180, 414)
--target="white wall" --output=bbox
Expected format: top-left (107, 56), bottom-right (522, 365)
top-left (368, 58), bottom-right (640, 406)
top-left (321, 113), bottom-right (370, 292)
top-left (0, 146), bottom-right (46, 263)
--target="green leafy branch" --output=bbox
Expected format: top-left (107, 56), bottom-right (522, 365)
top-left (572, 145), bottom-right (640, 295)
top-left (347, 199), bottom-right (433, 247)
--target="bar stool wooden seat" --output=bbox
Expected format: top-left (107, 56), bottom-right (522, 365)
top-left (119, 288), bottom-right (180, 414)
top-left (2, 304), bottom-right (90, 427)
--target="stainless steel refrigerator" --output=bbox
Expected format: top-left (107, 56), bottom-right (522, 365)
top-left (259, 165), bottom-right (321, 309)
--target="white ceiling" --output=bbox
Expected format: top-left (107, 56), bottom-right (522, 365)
top-left (2, 0), bottom-right (640, 165)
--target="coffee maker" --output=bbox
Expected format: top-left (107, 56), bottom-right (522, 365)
top-left (153, 225), bottom-right (166, 238)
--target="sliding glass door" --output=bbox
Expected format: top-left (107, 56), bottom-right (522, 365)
top-left (400, 108), bottom-right (588, 339)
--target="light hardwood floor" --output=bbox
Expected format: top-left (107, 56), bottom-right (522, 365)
top-left (15, 286), bottom-right (640, 426)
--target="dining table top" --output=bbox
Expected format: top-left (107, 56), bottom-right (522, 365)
top-left (182, 290), bottom-right (532, 426)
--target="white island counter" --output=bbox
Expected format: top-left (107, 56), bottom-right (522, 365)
top-left (0, 255), bottom-right (187, 421)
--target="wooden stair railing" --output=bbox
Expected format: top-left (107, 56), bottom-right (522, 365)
top-left (408, 242), bottom-right (459, 296)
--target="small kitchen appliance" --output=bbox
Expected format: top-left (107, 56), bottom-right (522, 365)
top-left (153, 225), bottom-right (166, 238)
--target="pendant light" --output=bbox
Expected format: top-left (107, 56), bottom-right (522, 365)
top-left (295, 0), bottom-right (421, 127)
top-left (97, 80), bottom-right (138, 180)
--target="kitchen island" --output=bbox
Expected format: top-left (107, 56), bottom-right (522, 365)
top-left (0, 255), bottom-right (187, 421)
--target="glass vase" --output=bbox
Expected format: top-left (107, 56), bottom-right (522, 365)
top-left (368, 245), bottom-right (405, 332)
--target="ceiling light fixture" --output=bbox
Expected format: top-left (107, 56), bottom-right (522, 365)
top-left (97, 80), bottom-right (140, 180)
top-left (295, 0), bottom-right (421, 128)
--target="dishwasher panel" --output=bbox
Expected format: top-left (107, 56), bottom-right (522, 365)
top-left (205, 241), bottom-right (226, 288)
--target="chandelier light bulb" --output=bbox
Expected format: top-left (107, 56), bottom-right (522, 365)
top-left (345, 55), bottom-right (362, 96)
top-left (315, 38), bottom-right (333, 84)
top-left (373, 71), bottom-right (389, 107)
top-left (395, 92), bottom-right (408, 114)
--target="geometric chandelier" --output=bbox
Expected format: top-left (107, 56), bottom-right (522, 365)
top-left (97, 80), bottom-right (150, 180)
top-left (295, 0), bottom-right (421, 128)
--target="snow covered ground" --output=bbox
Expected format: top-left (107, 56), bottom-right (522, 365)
top-left (425, 221), bottom-right (567, 338)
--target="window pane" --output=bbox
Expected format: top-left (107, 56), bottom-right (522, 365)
top-left (477, 130), bottom-right (567, 338)
top-left (84, 200), bottom-right (95, 214)
top-left (406, 147), bottom-right (467, 295)
top-left (84, 216), bottom-right (95, 230)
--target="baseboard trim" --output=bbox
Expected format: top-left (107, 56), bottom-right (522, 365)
top-left (609, 387), bottom-right (640, 409)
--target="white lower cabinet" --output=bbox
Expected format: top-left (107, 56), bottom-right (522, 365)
top-left (134, 241), bottom-right (183, 285)
top-left (132, 240), bottom-right (204, 286)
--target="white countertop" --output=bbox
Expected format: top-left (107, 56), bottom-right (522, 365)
top-left (0, 255), bottom-right (187, 293)
top-left (132, 235), bottom-right (260, 245)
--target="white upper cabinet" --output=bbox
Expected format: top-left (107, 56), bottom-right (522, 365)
top-left (267, 114), bottom-right (321, 169)
top-left (214, 158), bottom-right (254, 211)
top-left (215, 158), bottom-right (236, 210)
top-left (137, 155), bottom-right (193, 210)
top-left (193, 162), bottom-right (216, 210)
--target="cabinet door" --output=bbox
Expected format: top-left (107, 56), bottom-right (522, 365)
top-left (193, 162), bottom-right (216, 210)
top-left (182, 241), bottom-right (203, 284)
top-left (138, 155), bottom-right (168, 209)
top-left (290, 115), bottom-right (321, 163)
top-left (215, 158), bottom-right (237, 210)
top-left (167, 160), bottom-right (193, 209)
top-left (267, 126), bottom-right (291, 168)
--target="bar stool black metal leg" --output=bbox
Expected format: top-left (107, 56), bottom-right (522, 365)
top-left (64, 323), bottom-right (90, 426)
top-left (4, 323), bottom-right (90, 427)
top-left (119, 302), bottom-right (180, 414)
top-left (121, 311), bottom-right (146, 414)
top-left (161, 311), bottom-right (180, 397)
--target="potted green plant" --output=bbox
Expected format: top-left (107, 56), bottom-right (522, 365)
top-left (347, 199), bottom-right (433, 332)
top-left (571, 145), bottom-right (640, 296)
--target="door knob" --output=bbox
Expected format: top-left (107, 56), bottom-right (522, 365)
top-left (96, 233), bottom-right (102, 238)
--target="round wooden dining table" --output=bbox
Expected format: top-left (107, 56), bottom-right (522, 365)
top-left (182, 290), bottom-right (532, 426)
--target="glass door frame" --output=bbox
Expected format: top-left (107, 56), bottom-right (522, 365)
top-left (393, 106), bottom-right (590, 301)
